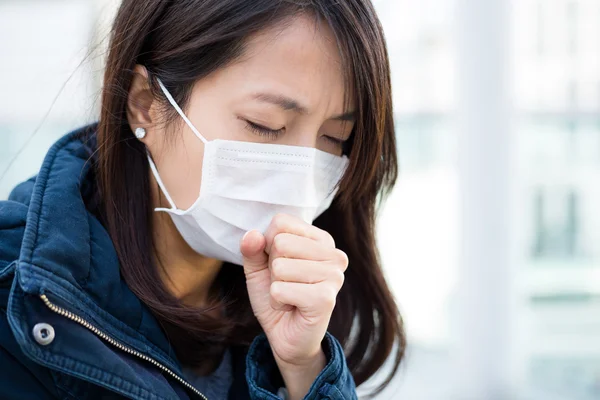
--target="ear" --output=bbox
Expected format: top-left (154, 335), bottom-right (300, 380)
top-left (126, 64), bottom-right (154, 142)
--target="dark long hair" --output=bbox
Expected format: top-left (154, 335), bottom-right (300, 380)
top-left (96, 0), bottom-right (404, 395)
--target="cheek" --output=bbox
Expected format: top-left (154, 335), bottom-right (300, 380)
top-left (152, 133), bottom-right (205, 210)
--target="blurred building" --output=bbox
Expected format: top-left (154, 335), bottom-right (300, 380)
top-left (375, 0), bottom-right (600, 399)
top-left (516, 1), bottom-right (600, 398)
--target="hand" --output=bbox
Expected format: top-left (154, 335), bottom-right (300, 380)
top-left (241, 214), bottom-right (348, 399)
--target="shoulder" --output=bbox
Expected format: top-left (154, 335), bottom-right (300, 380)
top-left (0, 173), bottom-right (37, 273)
top-left (0, 123), bottom-right (97, 274)
top-left (0, 194), bottom-right (31, 272)
top-left (7, 176), bottom-right (37, 207)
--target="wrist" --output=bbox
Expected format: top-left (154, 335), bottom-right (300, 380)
top-left (275, 349), bottom-right (327, 400)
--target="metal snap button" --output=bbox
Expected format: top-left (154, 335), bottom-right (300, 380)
top-left (32, 323), bottom-right (55, 346)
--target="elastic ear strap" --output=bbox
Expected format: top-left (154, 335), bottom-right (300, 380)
top-left (146, 152), bottom-right (177, 210)
top-left (156, 77), bottom-right (208, 144)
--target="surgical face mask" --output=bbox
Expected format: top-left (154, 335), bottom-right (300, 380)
top-left (147, 78), bottom-right (349, 265)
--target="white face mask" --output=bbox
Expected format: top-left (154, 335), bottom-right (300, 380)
top-left (147, 78), bottom-right (349, 265)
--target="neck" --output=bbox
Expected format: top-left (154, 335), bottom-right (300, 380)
top-left (151, 196), bottom-right (223, 308)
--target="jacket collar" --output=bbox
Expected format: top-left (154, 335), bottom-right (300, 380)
top-left (12, 124), bottom-right (180, 371)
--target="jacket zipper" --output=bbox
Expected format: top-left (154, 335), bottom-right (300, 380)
top-left (39, 294), bottom-right (208, 400)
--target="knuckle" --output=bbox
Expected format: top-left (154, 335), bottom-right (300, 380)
top-left (265, 215), bottom-right (288, 250)
top-left (271, 213), bottom-right (289, 232)
top-left (270, 281), bottom-right (283, 299)
top-left (332, 269), bottom-right (345, 287)
top-left (320, 286), bottom-right (337, 309)
top-left (334, 249), bottom-right (349, 269)
top-left (321, 231), bottom-right (336, 248)
top-left (311, 225), bottom-right (334, 247)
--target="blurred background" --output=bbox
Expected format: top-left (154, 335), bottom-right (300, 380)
top-left (0, 0), bottom-right (598, 399)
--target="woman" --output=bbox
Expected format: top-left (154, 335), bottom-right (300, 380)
top-left (0, 0), bottom-right (404, 399)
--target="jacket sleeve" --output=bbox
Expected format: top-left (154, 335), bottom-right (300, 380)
top-left (245, 332), bottom-right (358, 400)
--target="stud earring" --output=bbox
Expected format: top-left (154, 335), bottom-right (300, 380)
top-left (134, 127), bottom-right (147, 139)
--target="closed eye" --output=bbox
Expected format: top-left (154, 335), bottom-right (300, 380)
top-left (243, 118), bottom-right (348, 148)
top-left (244, 120), bottom-right (285, 139)
top-left (323, 135), bottom-right (346, 146)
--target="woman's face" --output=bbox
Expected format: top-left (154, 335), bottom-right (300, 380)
top-left (129, 15), bottom-right (355, 210)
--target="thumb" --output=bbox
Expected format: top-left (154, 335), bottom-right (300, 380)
top-left (240, 230), bottom-right (268, 275)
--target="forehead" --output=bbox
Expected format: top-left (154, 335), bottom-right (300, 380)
top-left (216, 14), bottom-right (353, 113)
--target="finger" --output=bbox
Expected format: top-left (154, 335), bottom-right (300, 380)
top-left (264, 213), bottom-right (334, 254)
top-left (270, 233), bottom-right (330, 261)
top-left (270, 233), bottom-right (349, 268)
top-left (269, 294), bottom-right (295, 312)
top-left (270, 281), bottom-right (338, 316)
top-left (270, 258), bottom-right (345, 287)
top-left (240, 230), bottom-right (268, 276)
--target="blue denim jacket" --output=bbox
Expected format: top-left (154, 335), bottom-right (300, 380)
top-left (0, 125), bottom-right (358, 399)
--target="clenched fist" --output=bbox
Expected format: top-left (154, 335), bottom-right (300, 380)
top-left (241, 213), bottom-right (348, 400)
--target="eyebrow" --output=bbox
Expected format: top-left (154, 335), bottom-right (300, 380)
top-left (252, 92), bottom-right (356, 121)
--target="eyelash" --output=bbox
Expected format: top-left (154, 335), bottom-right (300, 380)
top-left (244, 120), bottom-right (346, 146)
top-left (245, 120), bottom-right (283, 139)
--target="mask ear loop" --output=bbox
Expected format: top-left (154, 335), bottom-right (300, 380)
top-left (147, 152), bottom-right (178, 211)
top-left (147, 77), bottom-right (210, 211)
top-left (156, 77), bottom-right (208, 145)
